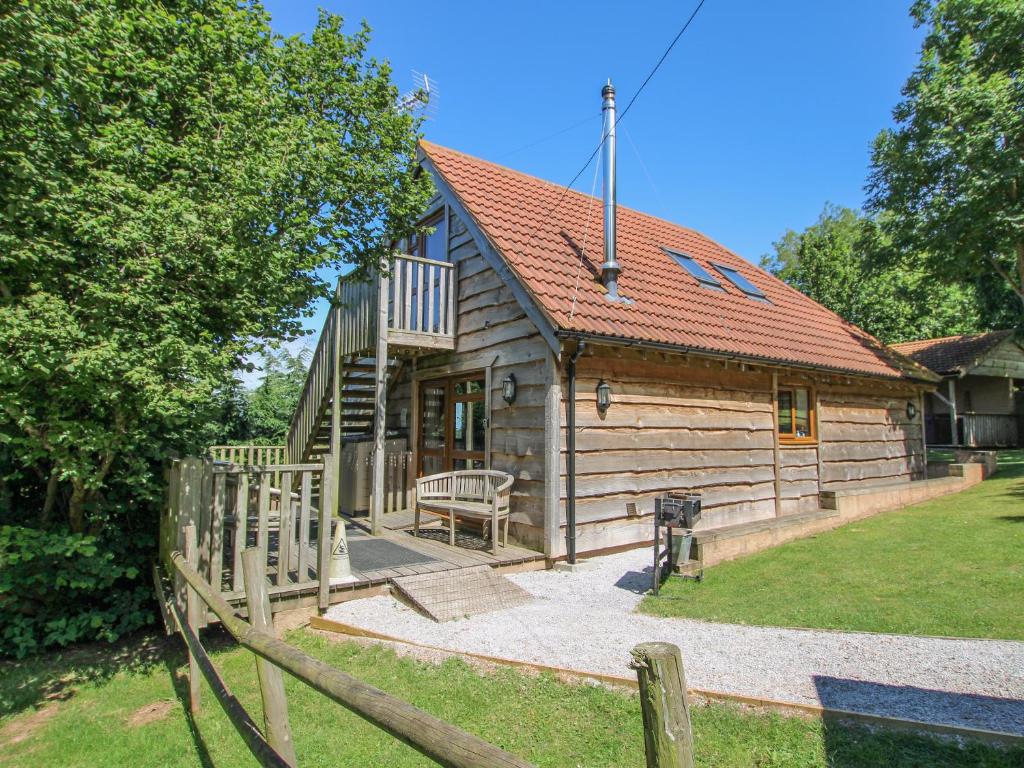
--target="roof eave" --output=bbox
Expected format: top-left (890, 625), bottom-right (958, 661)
top-left (555, 329), bottom-right (941, 384)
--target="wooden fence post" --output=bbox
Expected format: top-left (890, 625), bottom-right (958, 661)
top-left (630, 642), bottom-right (695, 768)
top-left (183, 524), bottom-right (202, 715)
top-left (242, 548), bottom-right (298, 768)
top-left (317, 454), bottom-right (334, 610)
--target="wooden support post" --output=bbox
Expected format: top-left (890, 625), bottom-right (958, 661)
top-left (317, 454), bottom-right (334, 610)
top-left (770, 372), bottom-right (782, 517)
top-left (183, 524), bottom-right (202, 715)
top-left (631, 642), bottom-right (695, 768)
top-left (948, 378), bottom-right (958, 447)
top-left (330, 283), bottom-right (343, 519)
top-left (277, 471), bottom-right (292, 586)
top-left (241, 549), bottom-right (298, 768)
top-left (543, 351), bottom-right (562, 558)
top-left (370, 271), bottom-right (389, 536)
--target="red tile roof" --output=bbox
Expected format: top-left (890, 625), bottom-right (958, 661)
top-left (421, 141), bottom-right (933, 381)
top-left (891, 331), bottom-right (1014, 376)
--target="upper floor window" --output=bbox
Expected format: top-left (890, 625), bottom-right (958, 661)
top-left (662, 248), bottom-right (725, 292)
top-left (712, 263), bottom-right (769, 302)
top-left (778, 386), bottom-right (815, 444)
top-left (402, 210), bottom-right (447, 262)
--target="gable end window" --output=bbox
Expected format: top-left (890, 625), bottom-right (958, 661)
top-left (777, 387), bottom-right (815, 444)
top-left (712, 263), bottom-right (770, 302)
top-left (662, 248), bottom-right (725, 292)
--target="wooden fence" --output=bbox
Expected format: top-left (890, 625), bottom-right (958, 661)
top-left (157, 523), bottom-right (536, 768)
top-left (157, 525), bottom-right (696, 768)
top-left (162, 454), bottom-right (336, 611)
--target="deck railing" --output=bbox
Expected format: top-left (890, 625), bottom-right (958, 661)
top-left (961, 413), bottom-right (1020, 448)
top-left (209, 445), bottom-right (286, 466)
top-left (387, 254), bottom-right (456, 338)
top-left (162, 455), bottom-right (337, 608)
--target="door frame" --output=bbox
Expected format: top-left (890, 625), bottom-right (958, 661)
top-left (417, 371), bottom-right (488, 475)
top-left (408, 356), bottom-right (495, 495)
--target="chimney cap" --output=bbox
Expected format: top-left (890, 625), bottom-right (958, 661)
top-left (602, 80), bottom-right (615, 97)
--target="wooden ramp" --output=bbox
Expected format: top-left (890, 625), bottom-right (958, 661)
top-left (390, 565), bottom-right (533, 623)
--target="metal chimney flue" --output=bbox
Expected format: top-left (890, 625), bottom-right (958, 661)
top-left (600, 80), bottom-right (621, 301)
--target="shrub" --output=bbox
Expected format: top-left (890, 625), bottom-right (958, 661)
top-left (0, 526), bottom-right (153, 658)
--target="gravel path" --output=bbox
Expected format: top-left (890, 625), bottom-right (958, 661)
top-left (326, 548), bottom-right (1024, 735)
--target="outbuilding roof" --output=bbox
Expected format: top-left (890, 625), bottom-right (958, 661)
top-left (891, 331), bottom-right (1015, 377)
top-left (420, 141), bottom-right (934, 382)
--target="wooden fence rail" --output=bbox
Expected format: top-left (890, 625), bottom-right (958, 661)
top-left (163, 455), bottom-right (338, 610)
top-left (160, 527), bottom-right (536, 768)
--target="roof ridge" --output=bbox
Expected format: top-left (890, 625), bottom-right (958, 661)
top-left (419, 138), bottom-right (734, 255)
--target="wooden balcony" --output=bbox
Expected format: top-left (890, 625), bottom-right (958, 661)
top-left (286, 253), bottom-right (456, 467)
top-left (384, 254), bottom-right (456, 351)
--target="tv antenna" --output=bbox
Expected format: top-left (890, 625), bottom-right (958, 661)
top-left (397, 71), bottom-right (439, 119)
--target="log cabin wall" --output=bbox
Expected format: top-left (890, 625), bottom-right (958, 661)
top-left (816, 381), bottom-right (926, 489)
top-left (385, 204), bottom-right (554, 546)
top-left (555, 344), bottom-right (927, 554)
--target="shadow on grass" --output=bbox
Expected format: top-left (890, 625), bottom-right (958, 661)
top-left (814, 676), bottom-right (1024, 767)
top-left (0, 631), bottom-right (171, 718)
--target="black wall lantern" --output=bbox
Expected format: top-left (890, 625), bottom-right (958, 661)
top-left (906, 401), bottom-right (918, 420)
top-left (501, 372), bottom-right (517, 405)
top-left (596, 379), bottom-right (612, 414)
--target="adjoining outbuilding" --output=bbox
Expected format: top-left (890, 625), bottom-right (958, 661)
top-left (892, 331), bottom-right (1024, 448)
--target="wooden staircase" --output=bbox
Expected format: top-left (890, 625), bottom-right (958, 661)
top-left (285, 255), bottom-right (456, 528)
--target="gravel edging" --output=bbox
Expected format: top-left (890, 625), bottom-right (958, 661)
top-left (325, 547), bottom-right (1024, 736)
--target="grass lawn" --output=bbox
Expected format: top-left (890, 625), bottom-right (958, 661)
top-left (641, 450), bottom-right (1024, 640)
top-left (2, 630), bottom-right (1021, 768)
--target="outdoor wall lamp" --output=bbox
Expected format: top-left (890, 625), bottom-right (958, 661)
top-left (906, 401), bottom-right (918, 420)
top-left (596, 379), bottom-right (612, 414)
top-left (502, 372), bottom-right (517, 405)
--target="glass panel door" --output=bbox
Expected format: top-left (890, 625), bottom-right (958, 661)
top-left (419, 380), bottom-right (446, 475)
top-left (418, 374), bottom-right (486, 474)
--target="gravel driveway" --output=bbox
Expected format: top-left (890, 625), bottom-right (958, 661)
top-left (326, 547), bottom-right (1024, 735)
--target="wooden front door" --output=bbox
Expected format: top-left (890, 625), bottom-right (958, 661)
top-left (418, 373), bottom-right (486, 475)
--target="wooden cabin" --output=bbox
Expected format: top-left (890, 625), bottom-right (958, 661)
top-left (893, 331), bottom-right (1024, 448)
top-left (282, 140), bottom-right (941, 561)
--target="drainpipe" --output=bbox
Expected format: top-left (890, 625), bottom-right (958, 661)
top-left (565, 342), bottom-right (586, 564)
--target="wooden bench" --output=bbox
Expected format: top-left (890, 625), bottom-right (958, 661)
top-left (413, 470), bottom-right (513, 555)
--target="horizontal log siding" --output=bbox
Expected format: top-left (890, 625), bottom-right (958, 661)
top-left (816, 384), bottom-right (925, 490)
top-left (563, 351), bottom-right (778, 535)
top-left (779, 446), bottom-right (819, 514)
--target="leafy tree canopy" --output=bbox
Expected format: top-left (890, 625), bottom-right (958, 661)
top-left (232, 347), bottom-right (311, 444)
top-left (762, 204), bottom-right (984, 344)
top-left (867, 0), bottom-right (1024, 315)
top-left (0, 1), bottom-right (431, 535)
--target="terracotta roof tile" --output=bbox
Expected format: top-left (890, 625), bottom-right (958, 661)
top-left (891, 331), bottom-right (1014, 376)
top-left (421, 140), bottom-right (932, 381)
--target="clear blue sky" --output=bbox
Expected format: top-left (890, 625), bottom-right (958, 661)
top-left (261, 0), bottom-right (924, 340)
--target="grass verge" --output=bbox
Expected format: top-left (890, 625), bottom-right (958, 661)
top-left (640, 450), bottom-right (1024, 640)
top-left (1, 630), bottom-right (1022, 767)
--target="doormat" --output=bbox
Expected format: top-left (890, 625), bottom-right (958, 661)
top-left (391, 565), bottom-right (533, 622)
top-left (348, 538), bottom-right (437, 572)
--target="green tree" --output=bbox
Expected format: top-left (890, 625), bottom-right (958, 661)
top-left (237, 348), bottom-right (311, 443)
top-left (762, 204), bottom-right (981, 344)
top-left (0, 1), bottom-right (430, 533)
top-left (0, 1), bottom-right (430, 653)
top-left (867, 0), bottom-right (1024, 316)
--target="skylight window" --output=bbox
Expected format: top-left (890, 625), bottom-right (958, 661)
top-left (663, 248), bottom-right (725, 292)
top-left (712, 263), bottom-right (770, 303)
